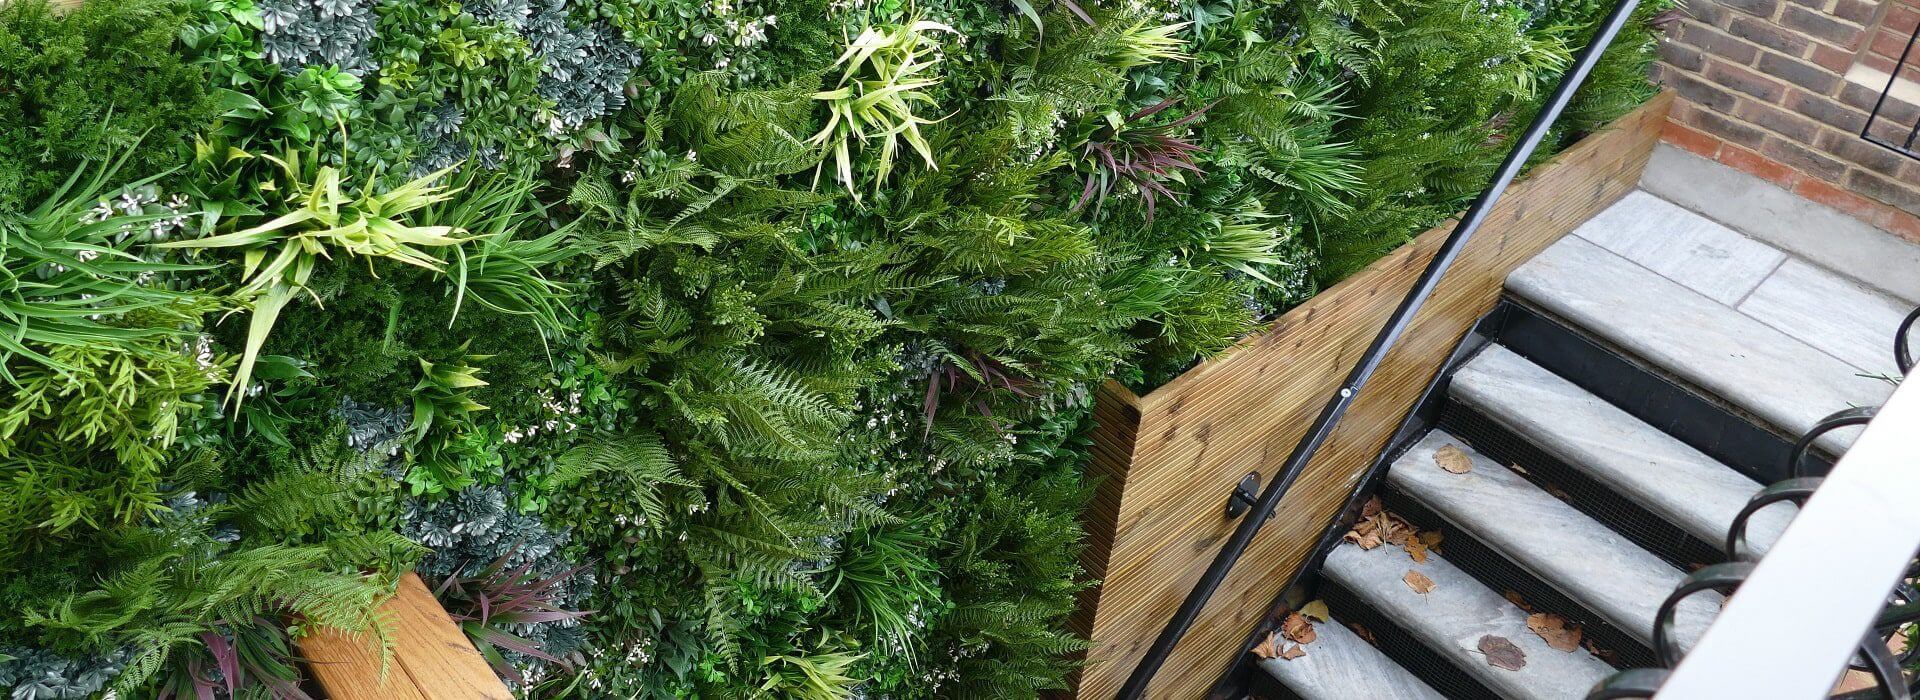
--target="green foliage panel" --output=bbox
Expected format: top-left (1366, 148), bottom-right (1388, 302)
top-left (0, 0), bottom-right (1667, 696)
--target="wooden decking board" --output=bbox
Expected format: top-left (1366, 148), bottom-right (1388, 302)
top-left (300, 572), bottom-right (512, 700)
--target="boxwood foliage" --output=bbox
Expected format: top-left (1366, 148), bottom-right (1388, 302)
top-left (0, 0), bottom-right (1668, 697)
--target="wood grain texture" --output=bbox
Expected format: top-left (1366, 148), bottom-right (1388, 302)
top-left (0, 0), bottom-right (85, 10)
top-left (300, 572), bottom-right (512, 700)
top-left (1073, 91), bottom-right (1673, 700)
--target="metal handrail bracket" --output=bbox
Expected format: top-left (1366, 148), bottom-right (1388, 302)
top-left (1113, 1), bottom-right (1645, 695)
top-left (1656, 376), bottom-right (1920, 698)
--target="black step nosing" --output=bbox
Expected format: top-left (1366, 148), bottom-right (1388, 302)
top-left (1378, 486), bottom-right (1662, 671)
top-left (1488, 297), bottom-right (1827, 484)
top-left (1246, 664), bottom-right (1302, 700)
top-left (1435, 402), bottom-right (1726, 570)
top-left (1319, 580), bottom-right (1503, 700)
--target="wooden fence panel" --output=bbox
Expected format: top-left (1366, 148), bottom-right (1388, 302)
top-left (1074, 92), bottom-right (1674, 699)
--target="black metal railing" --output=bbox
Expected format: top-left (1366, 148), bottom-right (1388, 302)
top-left (1112, 1), bottom-right (1647, 695)
top-left (1587, 305), bottom-right (1920, 700)
top-left (1863, 14), bottom-right (1920, 160)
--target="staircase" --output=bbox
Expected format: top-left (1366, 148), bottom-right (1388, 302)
top-left (1255, 188), bottom-right (1910, 699)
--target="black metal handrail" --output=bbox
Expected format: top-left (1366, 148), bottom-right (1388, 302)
top-left (1113, 2), bottom-right (1646, 695)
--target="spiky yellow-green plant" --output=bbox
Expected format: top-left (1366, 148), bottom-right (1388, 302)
top-left (158, 149), bottom-right (470, 406)
top-left (810, 20), bottom-right (954, 199)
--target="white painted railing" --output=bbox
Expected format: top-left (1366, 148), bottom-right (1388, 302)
top-left (1657, 376), bottom-right (1920, 698)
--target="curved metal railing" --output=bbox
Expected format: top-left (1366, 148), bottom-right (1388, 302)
top-left (1113, 1), bottom-right (1647, 695)
top-left (1589, 306), bottom-right (1920, 699)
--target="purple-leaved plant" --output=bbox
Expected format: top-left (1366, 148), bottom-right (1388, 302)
top-left (432, 545), bottom-right (593, 685)
top-left (1075, 98), bottom-right (1219, 220)
top-left (922, 350), bottom-right (1038, 436)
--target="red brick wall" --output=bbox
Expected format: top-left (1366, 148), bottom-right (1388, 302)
top-left (1655, 0), bottom-right (1920, 241)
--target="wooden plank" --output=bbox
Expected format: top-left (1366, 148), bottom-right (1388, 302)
top-left (301, 572), bottom-right (513, 700)
top-left (0, 0), bottom-right (86, 10)
top-left (1073, 92), bottom-right (1674, 699)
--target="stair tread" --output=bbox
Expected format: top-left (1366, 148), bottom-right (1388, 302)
top-left (1507, 235), bottom-right (1892, 452)
top-left (1737, 257), bottom-right (1911, 380)
top-left (1386, 431), bottom-right (1721, 649)
top-left (1324, 541), bottom-right (1615, 699)
top-left (1569, 190), bottom-right (1786, 306)
top-left (1572, 191), bottom-right (1908, 380)
top-left (1451, 345), bottom-right (1793, 555)
top-left (1258, 613), bottom-right (1445, 700)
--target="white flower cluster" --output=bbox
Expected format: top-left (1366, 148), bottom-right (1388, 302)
top-left (79, 188), bottom-right (192, 243)
top-left (502, 388), bottom-right (585, 444)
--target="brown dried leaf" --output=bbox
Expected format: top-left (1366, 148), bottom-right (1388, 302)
top-left (1403, 570), bottom-right (1436, 594)
top-left (1299, 599), bottom-right (1331, 623)
top-left (1583, 638), bottom-right (1620, 664)
top-left (1404, 537), bottom-right (1429, 563)
top-left (1251, 631), bottom-right (1282, 659)
top-left (1434, 444), bottom-right (1473, 474)
top-left (1348, 622), bottom-right (1376, 644)
top-left (1526, 613), bottom-right (1583, 652)
top-left (1345, 512), bottom-right (1388, 550)
top-left (1478, 635), bottom-right (1527, 671)
top-left (1418, 530), bottom-right (1444, 548)
top-left (1282, 612), bottom-right (1317, 645)
top-left (1279, 643), bottom-right (1307, 660)
top-left (1503, 590), bottom-right (1535, 613)
top-left (1381, 514), bottom-right (1414, 546)
top-left (1361, 495), bottom-right (1383, 518)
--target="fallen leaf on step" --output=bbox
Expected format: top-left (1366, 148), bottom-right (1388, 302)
top-left (1343, 520), bottom-right (1383, 550)
top-left (1299, 599), bottom-right (1331, 623)
top-left (1282, 612), bottom-right (1317, 644)
top-left (1361, 495), bottom-right (1383, 518)
top-left (1346, 508), bottom-right (1419, 551)
top-left (1382, 514), bottom-right (1414, 546)
top-left (1478, 635), bottom-right (1527, 671)
top-left (1434, 444), bottom-right (1473, 474)
top-left (1349, 622), bottom-right (1376, 644)
top-left (1404, 537), bottom-right (1429, 563)
top-left (1419, 529), bottom-right (1444, 549)
top-left (1251, 631), bottom-right (1282, 659)
top-left (1503, 590), bottom-right (1535, 613)
top-left (1583, 638), bottom-right (1620, 664)
top-left (1403, 570), bottom-right (1435, 594)
top-left (1526, 613), bottom-right (1583, 652)
top-left (1279, 643), bottom-right (1307, 660)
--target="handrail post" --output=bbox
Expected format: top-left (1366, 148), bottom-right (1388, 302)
top-left (1112, 1), bottom-right (1644, 696)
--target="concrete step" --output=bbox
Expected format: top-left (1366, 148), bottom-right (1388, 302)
top-left (1449, 345), bottom-right (1794, 556)
top-left (1507, 234), bottom-right (1893, 453)
top-left (1323, 541), bottom-right (1615, 699)
top-left (1385, 431), bottom-right (1721, 650)
top-left (1257, 613), bottom-right (1444, 700)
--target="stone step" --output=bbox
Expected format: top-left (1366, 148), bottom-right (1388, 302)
top-left (1507, 235), bottom-right (1893, 453)
top-left (1450, 345), bottom-right (1794, 556)
top-left (1385, 431), bottom-right (1721, 650)
top-left (1323, 541), bottom-right (1615, 699)
top-left (1567, 191), bottom-right (1910, 379)
top-left (1257, 612), bottom-right (1445, 700)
